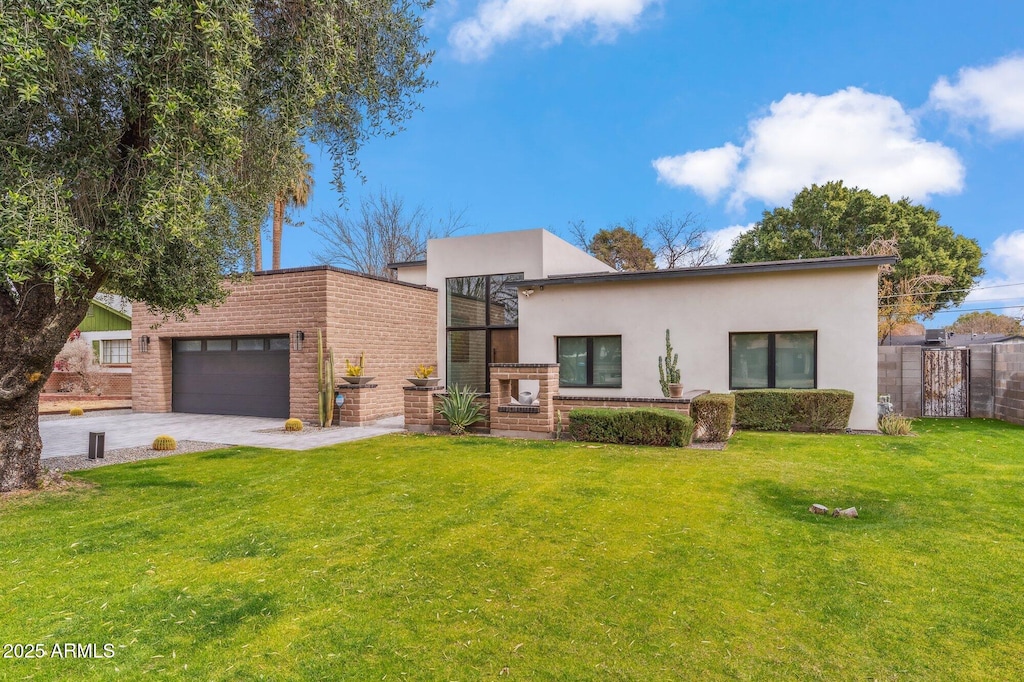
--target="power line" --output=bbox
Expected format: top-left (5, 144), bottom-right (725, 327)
top-left (907, 304), bottom-right (1024, 315)
top-left (877, 281), bottom-right (1024, 301)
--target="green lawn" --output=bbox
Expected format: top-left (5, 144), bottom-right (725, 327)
top-left (2, 420), bottom-right (1023, 680)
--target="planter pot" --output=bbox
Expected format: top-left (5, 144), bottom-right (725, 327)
top-left (341, 375), bottom-right (376, 385)
top-left (406, 377), bottom-right (440, 387)
top-left (669, 383), bottom-right (684, 399)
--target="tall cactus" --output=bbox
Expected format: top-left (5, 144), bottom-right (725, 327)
top-left (317, 329), bottom-right (336, 427)
top-left (658, 329), bottom-right (681, 397)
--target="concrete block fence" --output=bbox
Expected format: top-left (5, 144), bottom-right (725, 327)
top-left (877, 343), bottom-right (1024, 426)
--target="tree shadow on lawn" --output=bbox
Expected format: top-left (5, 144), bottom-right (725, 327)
top-left (743, 479), bottom-right (906, 528)
top-left (83, 460), bottom-right (201, 490)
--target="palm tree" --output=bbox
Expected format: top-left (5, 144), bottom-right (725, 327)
top-left (271, 152), bottom-right (314, 270)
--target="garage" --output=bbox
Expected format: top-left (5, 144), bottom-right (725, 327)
top-left (172, 337), bottom-right (290, 417)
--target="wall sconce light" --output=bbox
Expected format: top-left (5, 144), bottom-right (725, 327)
top-left (139, 335), bottom-right (151, 354)
top-left (293, 330), bottom-right (305, 351)
top-left (522, 288), bottom-right (535, 298)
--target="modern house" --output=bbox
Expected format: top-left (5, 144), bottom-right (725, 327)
top-left (131, 229), bottom-right (891, 431)
top-left (392, 230), bottom-right (892, 431)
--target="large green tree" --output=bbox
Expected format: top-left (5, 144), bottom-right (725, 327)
top-left (729, 182), bottom-right (984, 312)
top-left (588, 226), bottom-right (656, 271)
top-left (949, 311), bottom-right (1023, 336)
top-left (0, 0), bottom-right (433, 490)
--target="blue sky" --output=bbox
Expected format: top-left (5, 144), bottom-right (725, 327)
top-left (272, 0), bottom-right (1024, 321)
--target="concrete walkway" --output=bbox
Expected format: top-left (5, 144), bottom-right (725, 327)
top-left (40, 412), bottom-right (405, 459)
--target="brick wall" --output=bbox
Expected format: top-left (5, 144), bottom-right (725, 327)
top-left (334, 384), bottom-right (392, 425)
top-left (43, 371), bottom-right (132, 397)
top-left (326, 270), bottom-right (437, 421)
top-left (489, 364), bottom-right (558, 438)
top-left (553, 395), bottom-right (695, 431)
top-left (132, 266), bottom-right (436, 423)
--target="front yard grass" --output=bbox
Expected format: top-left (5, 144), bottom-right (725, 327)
top-left (1, 419), bottom-right (1023, 680)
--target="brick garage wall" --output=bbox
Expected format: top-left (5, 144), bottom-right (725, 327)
top-left (132, 267), bottom-right (436, 423)
top-left (326, 270), bottom-right (437, 421)
top-left (993, 344), bottom-right (1024, 426)
top-left (132, 268), bottom-right (328, 420)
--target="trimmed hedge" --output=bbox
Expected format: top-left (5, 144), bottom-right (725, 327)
top-left (733, 389), bottom-right (854, 432)
top-left (691, 393), bottom-right (735, 442)
top-left (568, 408), bottom-right (694, 447)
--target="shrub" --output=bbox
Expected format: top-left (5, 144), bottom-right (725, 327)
top-left (568, 408), bottom-right (694, 447)
top-left (733, 389), bottom-right (854, 432)
top-left (879, 413), bottom-right (914, 436)
top-left (414, 364), bottom-right (435, 379)
top-left (436, 384), bottom-right (486, 435)
top-left (285, 418), bottom-right (304, 432)
top-left (68, 407), bottom-right (84, 417)
top-left (691, 393), bottom-right (735, 442)
top-left (152, 435), bottom-right (177, 451)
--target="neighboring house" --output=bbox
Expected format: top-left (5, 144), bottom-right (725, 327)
top-left (884, 331), bottom-right (1024, 347)
top-left (391, 229), bottom-right (891, 432)
top-left (79, 293), bottom-right (133, 372)
top-left (131, 229), bottom-right (890, 431)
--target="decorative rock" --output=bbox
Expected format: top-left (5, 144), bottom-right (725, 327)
top-left (832, 506), bottom-right (859, 518)
top-left (809, 504), bottom-right (829, 515)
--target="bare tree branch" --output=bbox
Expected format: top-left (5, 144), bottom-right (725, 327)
top-left (649, 211), bottom-right (716, 268)
top-left (311, 188), bottom-right (467, 278)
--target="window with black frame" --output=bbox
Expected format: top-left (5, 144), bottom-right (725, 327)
top-left (729, 331), bottom-right (816, 389)
top-left (446, 273), bottom-right (523, 392)
top-left (556, 336), bottom-right (622, 388)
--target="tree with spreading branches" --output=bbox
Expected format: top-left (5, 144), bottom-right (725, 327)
top-left (0, 0), bottom-right (434, 491)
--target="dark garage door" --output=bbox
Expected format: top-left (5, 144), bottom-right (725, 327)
top-left (172, 337), bottom-right (290, 417)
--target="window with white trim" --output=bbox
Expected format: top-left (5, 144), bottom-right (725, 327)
top-left (101, 339), bottom-right (131, 365)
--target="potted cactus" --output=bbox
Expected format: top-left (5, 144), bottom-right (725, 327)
top-left (406, 364), bottom-right (439, 387)
top-left (340, 352), bottom-right (375, 385)
top-left (658, 329), bottom-right (684, 398)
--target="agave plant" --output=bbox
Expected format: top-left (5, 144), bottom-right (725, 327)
top-left (436, 384), bottom-right (485, 435)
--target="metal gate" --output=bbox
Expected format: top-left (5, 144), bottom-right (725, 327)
top-left (922, 349), bottom-right (970, 417)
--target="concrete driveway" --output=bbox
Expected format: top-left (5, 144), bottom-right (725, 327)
top-left (40, 412), bottom-right (404, 459)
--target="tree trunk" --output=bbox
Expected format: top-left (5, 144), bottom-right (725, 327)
top-left (1, 284), bottom-right (97, 491)
top-left (272, 196), bottom-right (285, 270)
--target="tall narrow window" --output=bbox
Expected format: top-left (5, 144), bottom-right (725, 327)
top-left (729, 332), bottom-right (816, 389)
top-left (446, 273), bottom-right (523, 392)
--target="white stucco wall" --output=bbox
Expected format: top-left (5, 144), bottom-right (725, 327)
top-left (392, 263), bottom-right (427, 285)
top-left (517, 266), bottom-right (880, 431)
top-left (424, 229), bottom-right (612, 385)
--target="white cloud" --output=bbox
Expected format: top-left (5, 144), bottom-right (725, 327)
top-left (652, 144), bottom-right (741, 201)
top-left (654, 87), bottom-right (965, 209)
top-left (964, 230), bottom-right (1024, 312)
top-left (929, 55), bottom-right (1024, 135)
top-left (706, 223), bottom-right (753, 264)
top-left (449, 0), bottom-right (657, 61)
